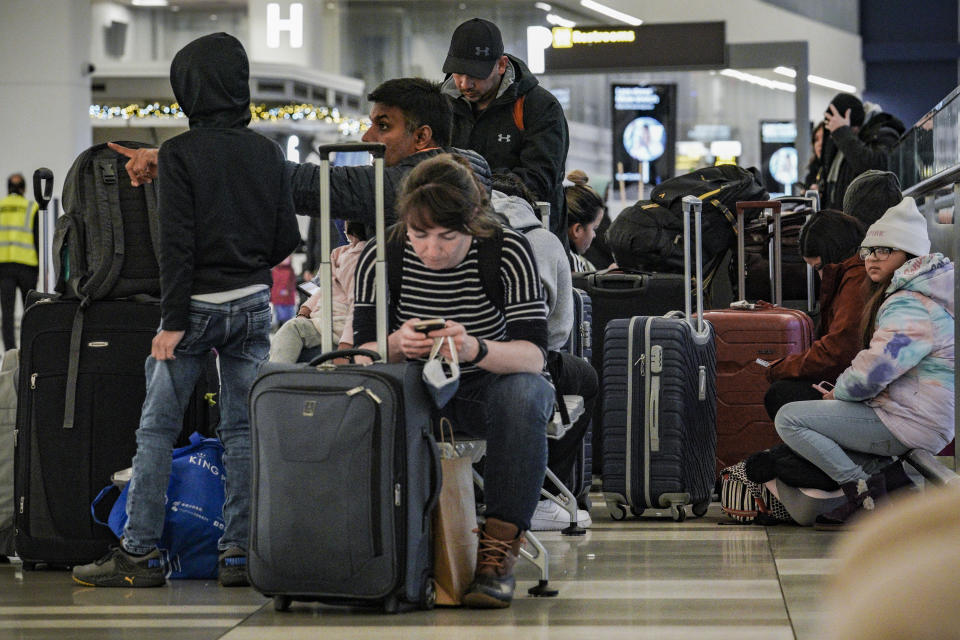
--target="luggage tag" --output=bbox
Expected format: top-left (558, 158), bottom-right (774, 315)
top-left (422, 336), bottom-right (460, 409)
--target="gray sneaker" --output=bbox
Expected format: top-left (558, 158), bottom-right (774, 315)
top-left (218, 547), bottom-right (249, 587)
top-left (72, 546), bottom-right (165, 588)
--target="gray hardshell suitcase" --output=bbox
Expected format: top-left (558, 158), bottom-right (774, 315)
top-left (247, 143), bottom-right (441, 613)
top-left (602, 197), bottom-right (718, 522)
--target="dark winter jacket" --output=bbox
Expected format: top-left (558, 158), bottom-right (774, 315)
top-left (158, 32), bottom-right (300, 331)
top-left (820, 109), bottom-right (905, 210)
top-left (767, 253), bottom-right (868, 383)
top-left (442, 54), bottom-right (569, 239)
top-left (291, 147), bottom-right (492, 271)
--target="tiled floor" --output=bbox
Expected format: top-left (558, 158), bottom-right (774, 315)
top-left (0, 499), bottom-right (842, 640)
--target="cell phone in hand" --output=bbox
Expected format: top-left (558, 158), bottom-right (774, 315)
top-left (412, 318), bottom-right (445, 333)
top-left (812, 380), bottom-right (835, 394)
top-left (297, 281), bottom-right (319, 297)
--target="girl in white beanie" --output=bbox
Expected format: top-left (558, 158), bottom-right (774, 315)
top-left (775, 197), bottom-right (954, 528)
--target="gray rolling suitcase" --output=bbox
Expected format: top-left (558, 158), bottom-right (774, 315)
top-left (602, 196), bottom-right (718, 522)
top-left (248, 143), bottom-right (441, 613)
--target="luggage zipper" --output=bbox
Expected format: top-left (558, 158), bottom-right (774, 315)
top-left (30, 373), bottom-right (36, 389)
top-left (355, 386), bottom-right (384, 558)
top-left (643, 318), bottom-right (654, 509)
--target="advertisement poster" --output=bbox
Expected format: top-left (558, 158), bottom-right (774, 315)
top-left (760, 121), bottom-right (798, 196)
top-left (611, 84), bottom-right (676, 201)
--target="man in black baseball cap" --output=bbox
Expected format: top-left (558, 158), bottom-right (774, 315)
top-left (441, 18), bottom-right (570, 247)
top-left (442, 18), bottom-right (504, 82)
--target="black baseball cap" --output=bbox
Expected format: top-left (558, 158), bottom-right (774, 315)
top-left (443, 18), bottom-right (504, 78)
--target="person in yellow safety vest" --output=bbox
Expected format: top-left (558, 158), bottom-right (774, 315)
top-left (0, 174), bottom-right (38, 350)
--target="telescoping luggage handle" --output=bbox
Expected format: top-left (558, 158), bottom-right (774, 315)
top-left (680, 195), bottom-right (707, 336)
top-left (775, 192), bottom-right (820, 312)
top-left (316, 143), bottom-right (387, 360)
top-left (32, 168), bottom-right (54, 294)
top-left (735, 200), bottom-right (783, 306)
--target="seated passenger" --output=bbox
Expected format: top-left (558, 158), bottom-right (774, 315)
top-left (764, 210), bottom-right (867, 419)
top-left (352, 154), bottom-right (554, 608)
top-left (775, 198), bottom-right (954, 529)
top-left (490, 172), bottom-right (596, 530)
top-left (269, 222), bottom-right (367, 363)
top-left (564, 170), bottom-right (605, 272)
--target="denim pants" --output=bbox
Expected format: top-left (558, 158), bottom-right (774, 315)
top-left (775, 399), bottom-right (910, 485)
top-left (122, 290), bottom-right (272, 555)
top-left (441, 371), bottom-right (553, 532)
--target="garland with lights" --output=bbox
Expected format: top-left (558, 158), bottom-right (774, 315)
top-left (89, 102), bottom-right (369, 135)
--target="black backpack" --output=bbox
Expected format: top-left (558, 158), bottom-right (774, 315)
top-left (55, 141), bottom-right (161, 303)
top-left (51, 141), bottom-right (162, 429)
top-left (607, 165), bottom-right (768, 272)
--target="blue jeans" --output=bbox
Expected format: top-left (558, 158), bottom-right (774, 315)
top-left (122, 290), bottom-right (272, 555)
top-left (441, 371), bottom-right (553, 531)
top-left (775, 399), bottom-right (910, 485)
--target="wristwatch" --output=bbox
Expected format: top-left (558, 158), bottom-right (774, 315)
top-left (463, 337), bottom-right (488, 365)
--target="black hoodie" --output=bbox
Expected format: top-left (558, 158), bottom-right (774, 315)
top-left (158, 32), bottom-right (300, 331)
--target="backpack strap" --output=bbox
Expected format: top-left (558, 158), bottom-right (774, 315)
top-left (512, 96), bottom-right (525, 132)
top-left (62, 301), bottom-right (87, 430)
top-left (83, 159), bottom-right (124, 299)
top-left (476, 226), bottom-right (504, 312)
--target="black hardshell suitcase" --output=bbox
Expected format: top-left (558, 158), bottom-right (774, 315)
top-left (601, 197), bottom-right (718, 522)
top-left (565, 288), bottom-right (593, 502)
top-left (14, 298), bottom-right (159, 566)
top-left (572, 270), bottom-right (685, 476)
top-left (247, 143), bottom-right (441, 613)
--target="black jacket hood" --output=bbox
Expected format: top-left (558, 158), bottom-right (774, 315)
top-left (170, 32), bottom-right (251, 129)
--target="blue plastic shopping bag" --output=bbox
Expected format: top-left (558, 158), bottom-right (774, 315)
top-left (93, 433), bottom-right (226, 579)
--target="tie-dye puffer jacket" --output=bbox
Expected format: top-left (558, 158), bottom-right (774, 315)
top-left (835, 253), bottom-right (955, 453)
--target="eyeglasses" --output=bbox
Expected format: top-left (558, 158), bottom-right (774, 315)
top-left (858, 246), bottom-right (895, 261)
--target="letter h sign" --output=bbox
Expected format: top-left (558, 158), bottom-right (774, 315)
top-left (267, 2), bottom-right (304, 49)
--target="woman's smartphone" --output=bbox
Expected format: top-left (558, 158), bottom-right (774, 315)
top-left (413, 318), bottom-right (446, 333)
top-left (812, 380), bottom-right (835, 394)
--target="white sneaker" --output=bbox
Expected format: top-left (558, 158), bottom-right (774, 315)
top-left (529, 499), bottom-right (592, 531)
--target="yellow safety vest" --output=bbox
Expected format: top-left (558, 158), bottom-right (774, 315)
top-left (0, 194), bottom-right (38, 267)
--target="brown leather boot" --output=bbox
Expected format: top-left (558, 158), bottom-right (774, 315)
top-left (462, 517), bottom-right (525, 609)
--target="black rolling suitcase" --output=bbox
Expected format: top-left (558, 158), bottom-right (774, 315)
top-left (248, 143), bottom-right (441, 613)
top-left (14, 298), bottom-right (160, 566)
top-left (601, 196), bottom-right (718, 522)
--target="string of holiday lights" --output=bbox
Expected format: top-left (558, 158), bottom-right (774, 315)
top-left (89, 102), bottom-right (369, 135)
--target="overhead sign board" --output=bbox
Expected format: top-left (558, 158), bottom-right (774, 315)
top-left (531, 22), bottom-right (725, 74)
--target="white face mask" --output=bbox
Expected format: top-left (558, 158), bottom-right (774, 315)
top-left (421, 336), bottom-right (460, 408)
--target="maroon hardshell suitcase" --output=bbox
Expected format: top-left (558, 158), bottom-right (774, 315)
top-left (703, 201), bottom-right (814, 471)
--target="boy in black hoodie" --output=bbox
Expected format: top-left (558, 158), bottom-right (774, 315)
top-left (73, 33), bottom-right (300, 588)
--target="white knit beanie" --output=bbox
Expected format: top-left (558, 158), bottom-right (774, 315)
top-left (861, 196), bottom-right (930, 257)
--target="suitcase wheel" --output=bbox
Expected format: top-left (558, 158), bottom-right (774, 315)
top-left (384, 594), bottom-right (399, 614)
top-left (670, 505), bottom-right (687, 522)
top-left (609, 504), bottom-right (628, 521)
top-left (419, 576), bottom-right (436, 610)
top-left (273, 596), bottom-right (291, 612)
top-left (692, 501), bottom-right (710, 518)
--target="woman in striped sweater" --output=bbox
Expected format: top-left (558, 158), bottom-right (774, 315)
top-left (353, 153), bottom-right (554, 609)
